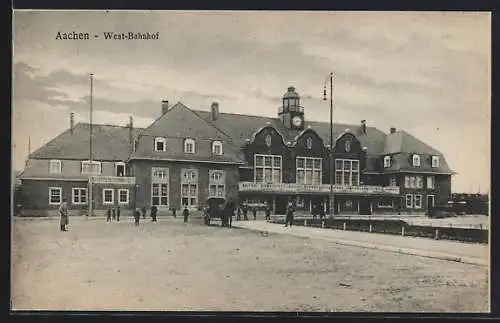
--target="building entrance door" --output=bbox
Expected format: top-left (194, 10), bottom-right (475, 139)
top-left (359, 198), bottom-right (372, 215)
top-left (275, 195), bottom-right (288, 215)
top-left (426, 195), bottom-right (435, 215)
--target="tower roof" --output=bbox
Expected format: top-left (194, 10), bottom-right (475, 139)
top-left (283, 86), bottom-right (300, 99)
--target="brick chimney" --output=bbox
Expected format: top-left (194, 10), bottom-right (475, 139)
top-left (390, 127), bottom-right (396, 134)
top-left (211, 102), bottom-right (219, 120)
top-left (161, 100), bottom-right (169, 115)
top-left (128, 116), bottom-right (134, 154)
top-left (70, 112), bottom-right (75, 134)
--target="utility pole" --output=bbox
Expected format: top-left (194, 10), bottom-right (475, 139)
top-left (88, 73), bottom-right (94, 217)
top-left (324, 72), bottom-right (334, 219)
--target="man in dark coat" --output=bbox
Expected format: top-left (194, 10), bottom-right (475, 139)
top-left (116, 206), bottom-right (121, 222)
top-left (151, 205), bottom-right (158, 222)
top-left (172, 207), bottom-right (177, 218)
top-left (59, 199), bottom-right (69, 232)
top-left (141, 206), bottom-right (147, 219)
top-left (106, 208), bottom-right (112, 222)
top-left (252, 207), bottom-right (257, 220)
top-left (236, 207), bottom-right (241, 221)
top-left (243, 205), bottom-right (248, 221)
top-left (134, 208), bottom-right (141, 225)
top-left (183, 207), bottom-right (189, 223)
top-left (265, 204), bottom-right (271, 221)
top-left (112, 208), bottom-right (116, 220)
top-left (285, 202), bottom-right (294, 227)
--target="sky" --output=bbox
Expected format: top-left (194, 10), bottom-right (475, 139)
top-left (12, 11), bottom-right (490, 193)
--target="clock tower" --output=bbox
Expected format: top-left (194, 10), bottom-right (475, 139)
top-left (278, 86), bottom-right (305, 130)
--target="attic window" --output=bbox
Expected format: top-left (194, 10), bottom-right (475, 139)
top-left (154, 137), bottom-right (167, 152)
top-left (383, 156), bottom-right (391, 168)
top-left (115, 162), bottom-right (126, 177)
top-left (431, 156), bottom-right (440, 168)
top-left (412, 154), bottom-right (421, 167)
top-left (49, 160), bottom-right (62, 174)
top-left (212, 141), bottom-right (223, 155)
top-left (81, 161), bottom-right (101, 175)
top-left (184, 138), bottom-right (195, 154)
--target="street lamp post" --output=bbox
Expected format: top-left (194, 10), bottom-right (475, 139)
top-left (324, 72), bottom-right (334, 219)
top-left (88, 73), bottom-right (94, 217)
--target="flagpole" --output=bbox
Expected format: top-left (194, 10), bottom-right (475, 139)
top-left (88, 73), bottom-right (94, 217)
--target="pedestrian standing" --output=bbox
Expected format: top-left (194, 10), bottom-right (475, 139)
top-left (183, 207), bottom-right (189, 223)
top-left (265, 204), bottom-right (271, 221)
top-left (172, 207), bottom-right (177, 218)
top-left (106, 208), bottom-right (112, 222)
top-left (151, 205), bottom-right (158, 222)
top-left (59, 198), bottom-right (69, 232)
top-left (252, 207), bottom-right (257, 220)
top-left (227, 203), bottom-right (234, 228)
top-left (285, 202), bottom-right (294, 227)
top-left (112, 208), bottom-right (116, 220)
top-left (116, 206), bottom-right (121, 222)
top-left (243, 205), bottom-right (248, 221)
top-left (236, 207), bottom-right (241, 221)
top-left (142, 206), bottom-right (147, 219)
top-left (134, 208), bottom-right (141, 226)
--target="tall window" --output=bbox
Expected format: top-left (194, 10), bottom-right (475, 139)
top-left (254, 154), bottom-right (282, 183)
top-left (115, 162), bottom-right (126, 177)
top-left (389, 177), bottom-right (397, 187)
top-left (81, 161), bottom-right (101, 174)
top-left (72, 188), bottom-right (87, 205)
top-left (49, 160), bottom-right (62, 174)
top-left (404, 175), bottom-right (424, 189)
top-left (414, 195), bottom-right (423, 209)
top-left (427, 176), bottom-right (435, 189)
top-left (412, 154), bottom-right (421, 167)
top-left (184, 138), bottom-right (195, 154)
top-left (212, 141), bottom-right (223, 155)
top-left (335, 159), bottom-right (359, 186)
top-left (118, 189), bottom-right (129, 204)
top-left (296, 157), bottom-right (322, 185)
top-left (49, 187), bottom-right (62, 205)
top-left (209, 170), bottom-right (225, 198)
top-left (405, 194), bottom-right (413, 208)
top-left (383, 156), bottom-right (391, 168)
top-left (181, 168), bottom-right (198, 208)
top-left (103, 189), bottom-right (114, 204)
top-left (151, 167), bottom-right (169, 208)
top-left (431, 156), bottom-right (440, 168)
top-left (154, 137), bottom-right (167, 152)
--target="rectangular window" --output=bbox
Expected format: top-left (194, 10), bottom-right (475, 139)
top-left (404, 175), bottom-right (424, 188)
top-left (254, 154), bottom-right (282, 183)
top-left (151, 167), bottom-right (169, 207)
top-left (427, 176), bottom-right (435, 189)
top-left (181, 168), bottom-right (198, 208)
top-left (103, 189), bottom-right (114, 204)
top-left (405, 194), bottom-right (413, 208)
top-left (118, 189), bottom-right (129, 204)
top-left (334, 159), bottom-right (359, 186)
top-left (81, 161), bottom-right (102, 175)
top-left (49, 187), bottom-right (62, 205)
top-left (389, 177), bottom-right (397, 187)
top-left (414, 195), bottom-right (423, 209)
top-left (378, 198), bottom-right (394, 208)
top-left (431, 156), bottom-right (440, 168)
top-left (72, 188), bottom-right (87, 205)
top-left (49, 160), bottom-right (62, 174)
top-left (296, 157), bottom-right (322, 185)
top-left (296, 196), bottom-right (304, 207)
top-left (209, 170), bottom-right (225, 198)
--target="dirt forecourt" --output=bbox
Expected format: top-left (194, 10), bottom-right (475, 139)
top-left (11, 217), bottom-right (488, 312)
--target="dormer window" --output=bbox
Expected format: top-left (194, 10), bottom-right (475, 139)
top-left (115, 162), bottom-right (126, 177)
top-left (184, 138), bottom-right (195, 154)
top-left (431, 156), bottom-right (440, 168)
top-left (212, 141), bottom-right (223, 155)
top-left (81, 160), bottom-right (101, 175)
top-left (154, 137), bottom-right (167, 152)
top-left (49, 159), bottom-right (62, 174)
top-left (412, 154), bottom-right (421, 167)
top-left (383, 155), bottom-right (391, 168)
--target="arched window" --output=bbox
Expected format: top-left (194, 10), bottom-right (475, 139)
top-left (184, 138), bottom-right (196, 154)
top-left (412, 154), bottom-right (421, 167)
top-left (383, 155), bottom-right (391, 168)
top-left (154, 137), bottom-right (167, 152)
top-left (212, 141), bottom-right (223, 155)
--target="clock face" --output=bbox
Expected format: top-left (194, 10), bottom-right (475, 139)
top-left (292, 116), bottom-right (302, 127)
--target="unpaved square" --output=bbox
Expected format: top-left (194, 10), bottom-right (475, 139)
top-left (11, 217), bottom-right (488, 312)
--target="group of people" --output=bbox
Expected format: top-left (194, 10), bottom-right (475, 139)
top-left (236, 204), bottom-right (272, 221)
top-left (106, 206), bottom-right (122, 222)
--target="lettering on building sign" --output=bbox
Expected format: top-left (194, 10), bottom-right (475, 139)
top-left (238, 182), bottom-right (400, 195)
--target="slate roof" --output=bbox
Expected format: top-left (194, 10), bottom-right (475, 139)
top-left (29, 123), bottom-right (143, 161)
top-left (384, 130), bottom-right (443, 155)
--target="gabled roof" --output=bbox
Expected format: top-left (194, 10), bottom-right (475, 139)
top-left (192, 110), bottom-right (387, 155)
top-left (29, 123), bottom-right (143, 161)
top-left (384, 130), bottom-right (442, 155)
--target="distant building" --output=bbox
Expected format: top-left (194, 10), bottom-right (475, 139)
top-left (20, 87), bottom-right (454, 216)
